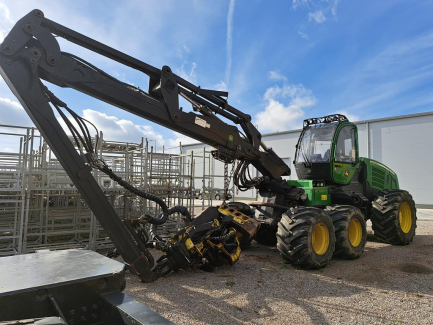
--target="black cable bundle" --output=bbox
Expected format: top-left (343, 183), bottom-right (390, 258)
top-left (41, 82), bottom-right (171, 225)
top-left (97, 163), bottom-right (169, 225)
top-left (233, 160), bottom-right (264, 191)
top-left (41, 83), bottom-right (99, 154)
top-left (149, 206), bottom-right (192, 241)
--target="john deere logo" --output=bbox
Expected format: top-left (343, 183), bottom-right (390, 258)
top-left (307, 169), bottom-right (311, 173)
top-left (228, 135), bottom-right (234, 142)
top-left (344, 170), bottom-right (350, 177)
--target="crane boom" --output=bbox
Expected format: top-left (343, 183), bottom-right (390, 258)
top-left (0, 9), bottom-right (299, 281)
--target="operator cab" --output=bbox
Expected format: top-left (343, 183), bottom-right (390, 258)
top-left (294, 114), bottom-right (358, 186)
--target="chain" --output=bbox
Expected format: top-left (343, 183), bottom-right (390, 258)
top-left (222, 149), bottom-right (238, 206)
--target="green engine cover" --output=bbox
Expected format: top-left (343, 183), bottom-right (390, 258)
top-left (361, 157), bottom-right (399, 190)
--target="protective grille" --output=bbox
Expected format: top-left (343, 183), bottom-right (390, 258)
top-left (371, 166), bottom-right (386, 188)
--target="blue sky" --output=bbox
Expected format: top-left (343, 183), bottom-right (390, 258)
top-left (1, 0), bottom-right (433, 151)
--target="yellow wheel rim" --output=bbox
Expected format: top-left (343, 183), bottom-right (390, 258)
top-left (399, 201), bottom-right (412, 234)
top-left (312, 223), bottom-right (329, 255)
top-left (348, 219), bottom-right (362, 247)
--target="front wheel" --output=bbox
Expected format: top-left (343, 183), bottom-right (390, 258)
top-left (371, 190), bottom-right (416, 245)
top-left (326, 205), bottom-right (367, 259)
top-left (277, 207), bottom-right (335, 269)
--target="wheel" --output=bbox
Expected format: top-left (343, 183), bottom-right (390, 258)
top-left (215, 194), bottom-right (221, 200)
top-left (254, 224), bottom-right (277, 246)
top-left (277, 206), bottom-right (335, 269)
top-left (371, 190), bottom-right (416, 245)
top-left (325, 205), bottom-right (367, 259)
top-left (198, 194), bottom-right (203, 200)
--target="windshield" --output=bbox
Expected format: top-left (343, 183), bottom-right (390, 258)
top-left (295, 124), bottom-right (336, 165)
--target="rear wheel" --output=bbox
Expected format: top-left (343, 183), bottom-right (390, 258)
top-left (277, 207), bottom-right (335, 269)
top-left (325, 205), bottom-right (367, 259)
top-left (371, 190), bottom-right (416, 245)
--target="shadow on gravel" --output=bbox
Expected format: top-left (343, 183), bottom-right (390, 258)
top-left (123, 234), bottom-right (433, 324)
top-left (129, 266), bottom-right (368, 324)
top-left (124, 244), bottom-right (380, 324)
top-left (317, 234), bottom-right (433, 296)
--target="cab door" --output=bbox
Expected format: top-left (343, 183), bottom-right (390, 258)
top-left (331, 123), bottom-right (359, 185)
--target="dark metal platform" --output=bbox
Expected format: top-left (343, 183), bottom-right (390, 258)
top-left (0, 250), bottom-right (123, 295)
top-left (0, 250), bottom-right (172, 324)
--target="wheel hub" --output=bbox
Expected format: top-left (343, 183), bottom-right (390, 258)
top-left (399, 201), bottom-right (412, 233)
top-left (312, 223), bottom-right (329, 255)
top-left (348, 218), bottom-right (362, 247)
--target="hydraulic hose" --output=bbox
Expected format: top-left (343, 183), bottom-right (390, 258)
top-left (207, 230), bottom-right (236, 243)
top-left (98, 165), bottom-right (169, 225)
top-left (149, 205), bottom-right (192, 241)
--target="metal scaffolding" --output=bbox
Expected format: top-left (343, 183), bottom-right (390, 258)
top-left (0, 124), bottom-right (226, 256)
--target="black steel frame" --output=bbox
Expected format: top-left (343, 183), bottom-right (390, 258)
top-left (0, 9), bottom-right (290, 282)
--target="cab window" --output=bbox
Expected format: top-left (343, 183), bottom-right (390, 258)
top-left (295, 125), bottom-right (336, 164)
top-left (335, 126), bottom-right (356, 164)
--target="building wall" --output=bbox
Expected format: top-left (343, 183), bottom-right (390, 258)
top-left (367, 114), bottom-right (433, 206)
top-left (182, 112), bottom-right (433, 206)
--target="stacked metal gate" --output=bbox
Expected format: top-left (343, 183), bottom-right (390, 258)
top-left (0, 124), bottom-right (221, 256)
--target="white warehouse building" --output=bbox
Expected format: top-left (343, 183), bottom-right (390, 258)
top-left (182, 111), bottom-right (433, 207)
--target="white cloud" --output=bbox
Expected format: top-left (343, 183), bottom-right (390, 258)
top-left (176, 62), bottom-right (197, 84)
top-left (292, 0), bottom-right (312, 10)
top-left (55, 107), bottom-right (200, 152)
top-left (332, 0), bottom-right (341, 19)
top-left (57, 109), bottom-right (165, 148)
top-left (0, 97), bottom-right (22, 110)
top-left (177, 44), bottom-right (192, 59)
top-left (268, 70), bottom-right (288, 81)
top-left (225, 0), bottom-right (236, 86)
top-left (256, 84), bottom-right (316, 132)
top-left (0, 3), bottom-right (13, 43)
top-left (0, 97), bottom-right (35, 153)
top-left (182, 44), bottom-right (191, 53)
top-left (309, 10), bottom-right (327, 24)
top-left (214, 81), bottom-right (228, 91)
top-left (0, 97), bottom-right (34, 127)
top-left (298, 30), bottom-right (309, 40)
top-left (293, 1), bottom-right (341, 27)
top-left (168, 132), bottom-right (198, 147)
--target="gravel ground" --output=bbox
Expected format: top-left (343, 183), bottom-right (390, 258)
top-left (123, 220), bottom-right (433, 325)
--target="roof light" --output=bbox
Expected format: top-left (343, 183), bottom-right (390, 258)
top-left (303, 114), bottom-right (349, 127)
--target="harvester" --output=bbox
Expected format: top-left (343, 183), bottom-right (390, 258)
top-left (252, 114), bottom-right (416, 268)
top-left (0, 9), bottom-right (417, 323)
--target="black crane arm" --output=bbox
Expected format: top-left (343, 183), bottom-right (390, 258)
top-left (0, 10), bottom-right (294, 282)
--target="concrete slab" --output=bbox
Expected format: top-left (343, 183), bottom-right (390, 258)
top-left (417, 208), bottom-right (433, 221)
